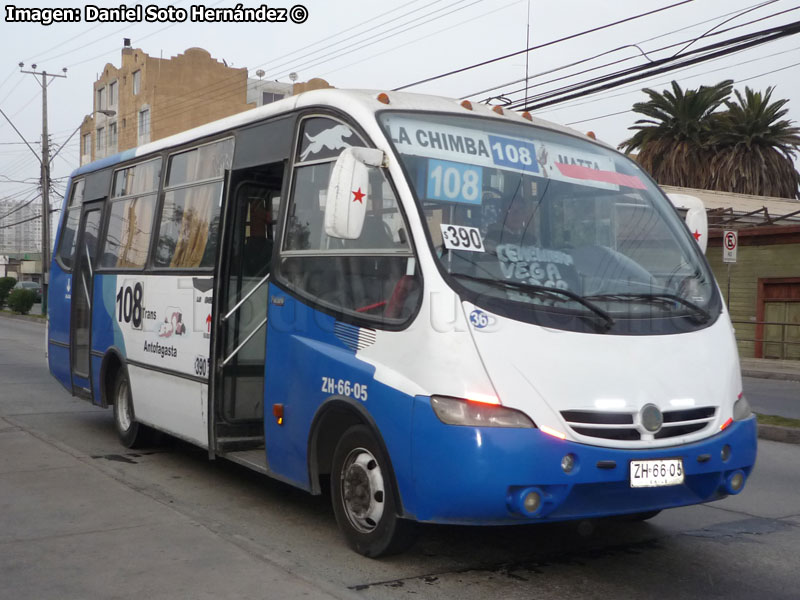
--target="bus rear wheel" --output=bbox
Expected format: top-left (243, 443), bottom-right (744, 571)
top-left (112, 368), bottom-right (149, 448)
top-left (331, 425), bottom-right (417, 557)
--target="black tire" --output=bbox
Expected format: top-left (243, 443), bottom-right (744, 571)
top-left (331, 425), bottom-right (417, 557)
top-left (112, 368), bottom-right (149, 449)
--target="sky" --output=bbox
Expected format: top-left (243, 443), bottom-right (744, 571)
top-left (1, 0), bottom-right (799, 241)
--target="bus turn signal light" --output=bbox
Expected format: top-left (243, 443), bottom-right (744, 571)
top-left (540, 425), bottom-right (567, 440)
top-left (273, 403), bottom-right (284, 426)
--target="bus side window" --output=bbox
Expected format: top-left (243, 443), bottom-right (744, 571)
top-left (278, 117), bottom-right (420, 325)
top-left (154, 139), bottom-right (233, 269)
top-left (56, 179), bottom-right (86, 270)
top-left (99, 159), bottom-right (161, 269)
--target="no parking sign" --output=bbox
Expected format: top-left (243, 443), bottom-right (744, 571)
top-left (723, 230), bottom-right (738, 263)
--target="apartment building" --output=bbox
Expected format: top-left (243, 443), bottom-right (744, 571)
top-left (80, 44), bottom-right (293, 164)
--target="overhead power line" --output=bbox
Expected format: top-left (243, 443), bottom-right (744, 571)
top-left (0, 192), bottom-right (42, 222)
top-left (563, 58), bottom-right (800, 127)
top-left (511, 19), bottom-right (800, 111)
top-left (0, 213), bottom-right (41, 230)
top-left (464, 3), bottom-right (799, 102)
top-left (391, 0), bottom-right (695, 90)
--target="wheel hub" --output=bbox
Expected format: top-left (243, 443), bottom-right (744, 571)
top-left (117, 379), bottom-right (132, 432)
top-left (341, 448), bottom-right (385, 533)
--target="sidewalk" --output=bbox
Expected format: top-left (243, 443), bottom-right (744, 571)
top-left (0, 416), bottom-right (342, 600)
top-left (740, 357), bottom-right (800, 382)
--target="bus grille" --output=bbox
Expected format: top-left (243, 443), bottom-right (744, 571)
top-left (560, 407), bottom-right (717, 441)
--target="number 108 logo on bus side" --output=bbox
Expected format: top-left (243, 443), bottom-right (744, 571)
top-left (116, 280), bottom-right (145, 330)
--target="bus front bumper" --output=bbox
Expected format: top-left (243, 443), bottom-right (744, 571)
top-left (407, 397), bottom-right (757, 524)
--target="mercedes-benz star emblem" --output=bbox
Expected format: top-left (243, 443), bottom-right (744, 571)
top-left (640, 404), bottom-right (664, 433)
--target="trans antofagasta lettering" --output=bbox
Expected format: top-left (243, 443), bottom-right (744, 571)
top-left (391, 126), bottom-right (491, 159)
top-left (143, 341), bottom-right (178, 359)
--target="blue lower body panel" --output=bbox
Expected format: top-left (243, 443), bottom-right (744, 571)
top-left (410, 396), bottom-right (757, 524)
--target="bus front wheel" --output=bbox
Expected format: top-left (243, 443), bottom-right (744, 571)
top-left (112, 369), bottom-right (148, 448)
top-left (331, 425), bottom-right (417, 557)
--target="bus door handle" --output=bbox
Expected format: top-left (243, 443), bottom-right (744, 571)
top-left (222, 273), bottom-right (270, 323)
top-left (220, 316), bottom-right (268, 368)
top-left (81, 275), bottom-right (91, 309)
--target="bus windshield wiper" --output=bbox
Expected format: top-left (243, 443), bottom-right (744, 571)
top-left (451, 273), bottom-right (615, 332)
top-left (584, 292), bottom-right (711, 323)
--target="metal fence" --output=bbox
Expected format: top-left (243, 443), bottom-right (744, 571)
top-left (731, 320), bottom-right (800, 360)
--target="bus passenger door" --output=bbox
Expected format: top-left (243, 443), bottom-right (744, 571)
top-left (214, 172), bottom-right (283, 456)
top-left (70, 205), bottom-right (102, 400)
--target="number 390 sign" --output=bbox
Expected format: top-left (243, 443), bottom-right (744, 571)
top-left (723, 230), bottom-right (738, 264)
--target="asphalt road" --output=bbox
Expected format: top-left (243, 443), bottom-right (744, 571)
top-left (2, 316), bottom-right (799, 599)
top-left (743, 377), bottom-right (800, 419)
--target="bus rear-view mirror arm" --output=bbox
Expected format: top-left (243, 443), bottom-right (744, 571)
top-left (666, 192), bottom-right (708, 254)
top-left (324, 147), bottom-right (385, 240)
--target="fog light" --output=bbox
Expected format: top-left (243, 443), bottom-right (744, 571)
top-left (523, 490), bottom-right (542, 514)
top-left (561, 453), bottom-right (576, 473)
top-left (721, 444), bottom-right (731, 462)
top-left (725, 470), bottom-right (746, 495)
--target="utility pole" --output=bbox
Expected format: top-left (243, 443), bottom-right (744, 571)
top-left (19, 63), bottom-right (67, 315)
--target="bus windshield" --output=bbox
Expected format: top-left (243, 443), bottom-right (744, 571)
top-left (379, 112), bottom-right (719, 331)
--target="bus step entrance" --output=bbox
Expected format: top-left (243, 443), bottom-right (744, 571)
top-left (215, 435), bottom-right (264, 453)
top-left (222, 448), bottom-right (268, 475)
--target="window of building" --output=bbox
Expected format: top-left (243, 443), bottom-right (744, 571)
top-left (138, 108), bottom-right (150, 145)
top-left (154, 138), bottom-right (233, 269)
top-left (132, 70), bottom-right (141, 95)
top-left (109, 81), bottom-right (117, 106)
top-left (96, 87), bottom-right (105, 110)
top-left (261, 92), bottom-right (284, 105)
top-left (56, 179), bottom-right (86, 270)
top-left (96, 126), bottom-right (105, 154)
top-left (279, 117), bottom-right (419, 325)
top-left (82, 133), bottom-right (91, 156)
top-left (100, 158), bottom-right (162, 269)
top-left (108, 122), bottom-right (118, 149)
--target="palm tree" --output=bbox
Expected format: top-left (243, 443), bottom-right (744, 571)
top-left (709, 86), bottom-right (800, 199)
top-left (619, 80), bottom-right (733, 188)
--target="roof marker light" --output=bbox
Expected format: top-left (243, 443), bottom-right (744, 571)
top-left (376, 93), bottom-right (390, 104)
top-left (492, 105), bottom-right (504, 115)
top-left (460, 100), bottom-right (473, 110)
top-left (541, 425), bottom-right (567, 440)
top-left (521, 111), bottom-right (532, 121)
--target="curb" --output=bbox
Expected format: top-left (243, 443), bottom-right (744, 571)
top-left (758, 424), bottom-right (800, 445)
top-left (742, 369), bottom-right (800, 383)
top-left (0, 310), bottom-right (46, 325)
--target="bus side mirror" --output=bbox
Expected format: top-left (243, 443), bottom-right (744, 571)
top-left (666, 193), bottom-right (708, 254)
top-left (324, 147), bottom-right (385, 239)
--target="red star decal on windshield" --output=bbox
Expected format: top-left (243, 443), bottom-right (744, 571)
top-left (352, 187), bottom-right (365, 203)
top-left (692, 230), bottom-right (702, 241)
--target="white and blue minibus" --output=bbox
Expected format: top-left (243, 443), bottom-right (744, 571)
top-left (47, 89), bottom-right (756, 556)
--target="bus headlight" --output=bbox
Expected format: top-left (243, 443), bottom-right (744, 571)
top-left (733, 393), bottom-right (752, 421)
top-left (431, 395), bottom-right (535, 428)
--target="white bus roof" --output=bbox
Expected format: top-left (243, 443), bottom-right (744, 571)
top-left (72, 88), bottom-right (605, 177)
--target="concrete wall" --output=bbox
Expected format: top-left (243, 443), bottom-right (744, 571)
top-left (707, 230), bottom-right (800, 359)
